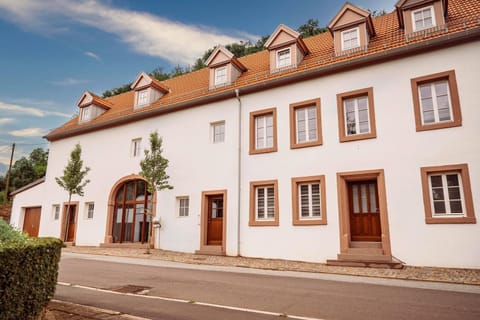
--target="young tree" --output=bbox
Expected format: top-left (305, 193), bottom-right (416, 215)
top-left (55, 144), bottom-right (90, 241)
top-left (139, 131), bottom-right (173, 253)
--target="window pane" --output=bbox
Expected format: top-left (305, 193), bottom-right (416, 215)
top-left (361, 184), bottom-right (368, 213)
top-left (126, 182), bottom-right (135, 201)
top-left (419, 85), bottom-right (432, 99)
top-left (432, 188), bottom-right (444, 201)
top-left (448, 187), bottom-right (461, 200)
top-left (311, 183), bottom-right (321, 217)
top-left (352, 185), bottom-right (359, 214)
top-left (430, 175), bottom-right (443, 187)
top-left (359, 121), bottom-right (369, 133)
top-left (446, 174), bottom-right (459, 187)
top-left (267, 187), bottom-right (275, 218)
top-left (437, 105), bottom-right (451, 121)
top-left (369, 184), bottom-right (377, 213)
top-left (433, 201), bottom-right (446, 214)
top-left (449, 200), bottom-right (463, 214)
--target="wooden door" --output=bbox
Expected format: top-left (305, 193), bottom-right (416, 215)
top-left (206, 196), bottom-right (223, 245)
top-left (348, 181), bottom-right (381, 241)
top-left (23, 207), bottom-right (41, 237)
top-left (65, 205), bottom-right (77, 242)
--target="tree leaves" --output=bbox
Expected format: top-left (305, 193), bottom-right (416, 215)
top-left (55, 144), bottom-right (90, 198)
top-left (139, 132), bottom-right (172, 194)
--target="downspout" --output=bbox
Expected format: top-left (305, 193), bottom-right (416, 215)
top-left (235, 88), bottom-right (242, 256)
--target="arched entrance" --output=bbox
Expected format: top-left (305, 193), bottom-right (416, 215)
top-left (104, 175), bottom-right (156, 245)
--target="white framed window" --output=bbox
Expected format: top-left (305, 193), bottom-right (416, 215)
top-left (418, 80), bottom-right (452, 125)
top-left (131, 138), bottom-right (142, 157)
top-left (295, 106), bottom-right (318, 144)
top-left (52, 205), bottom-right (60, 220)
top-left (341, 27), bottom-right (360, 51)
top-left (255, 114), bottom-right (274, 149)
top-left (412, 6), bottom-right (435, 31)
top-left (276, 48), bottom-right (291, 68)
top-left (214, 66), bottom-right (227, 85)
top-left (177, 197), bottom-right (189, 217)
top-left (255, 185), bottom-right (275, 221)
top-left (428, 173), bottom-right (465, 217)
top-left (344, 96), bottom-right (370, 135)
top-left (212, 121), bottom-right (225, 143)
top-left (137, 89), bottom-right (149, 106)
top-left (80, 106), bottom-right (90, 122)
top-left (298, 182), bottom-right (321, 219)
top-left (85, 202), bottom-right (94, 220)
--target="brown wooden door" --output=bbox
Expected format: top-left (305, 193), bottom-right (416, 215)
top-left (23, 207), bottom-right (41, 237)
top-left (65, 205), bottom-right (77, 242)
top-left (348, 181), bottom-right (381, 241)
top-left (207, 196), bottom-right (223, 245)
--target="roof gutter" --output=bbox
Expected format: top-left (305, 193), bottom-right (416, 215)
top-left (46, 27), bottom-right (480, 142)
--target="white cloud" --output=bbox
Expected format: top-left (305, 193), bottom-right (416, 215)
top-left (0, 101), bottom-right (71, 118)
top-left (0, 118), bottom-right (14, 125)
top-left (8, 128), bottom-right (48, 137)
top-left (84, 51), bottom-right (100, 60)
top-left (0, 0), bottom-right (259, 65)
top-left (50, 77), bottom-right (90, 86)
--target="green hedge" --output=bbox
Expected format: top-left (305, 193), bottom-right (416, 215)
top-left (0, 235), bottom-right (63, 320)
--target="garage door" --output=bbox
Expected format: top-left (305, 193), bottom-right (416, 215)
top-left (23, 207), bottom-right (41, 237)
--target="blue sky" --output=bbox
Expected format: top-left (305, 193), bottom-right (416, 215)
top-left (0, 0), bottom-right (396, 174)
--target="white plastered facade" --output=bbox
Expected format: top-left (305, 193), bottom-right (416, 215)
top-left (10, 41), bottom-right (480, 268)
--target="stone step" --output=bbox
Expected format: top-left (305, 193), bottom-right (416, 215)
top-left (350, 241), bottom-right (382, 249)
top-left (326, 259), bottom-right (404, 269)
top-left (346, 247), bottom-right (384, 255)
top-left (337, 253), bottom-right (392, 262)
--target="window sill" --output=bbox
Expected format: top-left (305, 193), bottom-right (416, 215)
top-left (339, 132), bottom-right (376, 143)
top-left (291, 140), bottom-right (322, 149)
top-left (249, 146), bottom-right (278, 155)
top-left (249, 219), bottom-right (279, 227)
top-left (416, 120), bottom-right (462, 132)
top-left (425, 216), bottom-right (476, 224)
top-left (293, 219), bottom-right (327, 226)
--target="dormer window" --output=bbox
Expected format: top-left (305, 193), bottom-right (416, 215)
top-left (413, 6), bottom-right (435, 31)
top-left (341, 28), bottom-right (360, 51)
top-left (328, 3), bottom-right (375, 56)
top-left (265, 24), bottom-right (309, 74)
top-left (131, 72), bottom-right (169, 109)
top-left (276, 48), bottom-right (291, 68)
top-left (137, 89), bottom-right (149, 106)
top-left (214, 66), bottom-right (227, 86)
top-left (80, 106), bottom-right (90, 122)
top-left (206, 46), bottom-right (247, 90)
top-left (395, 0), bottom-right (447, 39)
top-left (77, 91), bottom-right (111, 124)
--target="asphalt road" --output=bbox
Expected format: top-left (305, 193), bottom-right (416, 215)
top-left (56, 253), bottom-right (480, 320)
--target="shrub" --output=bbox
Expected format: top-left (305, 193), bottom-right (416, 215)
top-left (0, 218), bottom-right (28, 243)
top-left (0, 231), bottom-right (63, 320)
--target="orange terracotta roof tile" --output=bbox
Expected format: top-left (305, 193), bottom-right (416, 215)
top-left (46, 0), bottom-right (480, 141)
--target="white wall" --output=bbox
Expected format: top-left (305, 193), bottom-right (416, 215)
top-left (11, 41), bottom-right (479, 268)
top-left (238, 41), bottom-right (480, 267)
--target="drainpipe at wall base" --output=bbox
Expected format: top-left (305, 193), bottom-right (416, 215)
top-left (153, 218), bottom-right (161, 249)
top-left (235, 88), bottom-right (242, 257)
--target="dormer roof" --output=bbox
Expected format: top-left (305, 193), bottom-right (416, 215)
top-left (77, 91), bottom-right (112, 110)
top-left (131, 71), bottom-right (169, 94)
top-left (206, 46), bottom-right (247, 71)
top-left (395, 0), bottom-right (448, 29)
top-left (328, 2), bottom-right (376, 36)
top-left (264, 24), bottom-right (309, 55)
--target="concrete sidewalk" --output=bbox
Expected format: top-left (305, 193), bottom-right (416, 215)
top-left (62, 246), bottom-right (480, 285)
top-left (44, 300), bottom-right (149, 320)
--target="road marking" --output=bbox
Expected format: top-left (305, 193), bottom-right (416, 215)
top-left (57, 282), bottom-right (326, 320)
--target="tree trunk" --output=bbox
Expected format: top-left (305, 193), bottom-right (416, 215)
top-left (63, 193), bottom-right (72, 242)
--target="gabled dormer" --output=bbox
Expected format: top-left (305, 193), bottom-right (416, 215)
top-left (328, 3), bottom-right (375, 56)
top-left (396, 0), bottom-right (448, 38)
top-left (77, 91), bottom-right (112, 123)
top-left (131, 72), bottom-right (169, 109)
top-left (264, 24), bottom-right (309, 73)
top-left (206, 46), bottom-right (247, 89)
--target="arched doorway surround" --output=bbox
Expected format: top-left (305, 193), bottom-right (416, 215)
top-left (104, 174), bottom-right (157, 246)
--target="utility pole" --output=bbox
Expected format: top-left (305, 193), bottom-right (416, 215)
top-left (4, 143), bottom-right (15, 205)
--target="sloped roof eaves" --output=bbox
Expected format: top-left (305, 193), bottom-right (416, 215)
top-left (45, 27), bottom-right (480, 142)
top-left (10, 177), bottom-right (46, 196)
